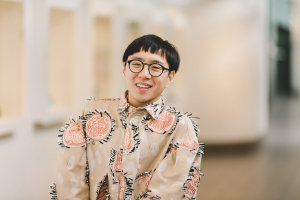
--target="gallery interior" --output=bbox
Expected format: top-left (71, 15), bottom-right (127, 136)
top-left (0, 0), bottom-right (299, 199)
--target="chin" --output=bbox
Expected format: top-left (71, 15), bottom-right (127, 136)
top-left (135, 96), bottom-right (150, 104)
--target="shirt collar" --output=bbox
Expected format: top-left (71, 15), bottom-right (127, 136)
top-left (117, 90), bottom-right (165, 119)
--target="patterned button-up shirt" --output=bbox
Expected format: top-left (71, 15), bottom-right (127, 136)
top-left (50, 91), bottom-right (204, 200)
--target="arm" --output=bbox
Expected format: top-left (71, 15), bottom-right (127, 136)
top-left (146, 115), bottom-right (204, 200)
top-left (52, 115), bottom-right (90, 200)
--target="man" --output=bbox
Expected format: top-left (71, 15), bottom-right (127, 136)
top-left (50, 34), bottom-right (204, 200)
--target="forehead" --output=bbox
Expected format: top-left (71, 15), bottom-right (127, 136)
top-left (128, 50), bottom-right (167, 64)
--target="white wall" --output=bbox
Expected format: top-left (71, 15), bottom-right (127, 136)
top-left (184, 0), bottom-right (269, 144)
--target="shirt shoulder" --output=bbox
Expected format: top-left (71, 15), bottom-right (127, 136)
top-left (163, 107), bottom-right (200, 142)
top-left (83, 97), bottom-right (120, 114)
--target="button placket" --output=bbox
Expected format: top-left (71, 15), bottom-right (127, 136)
top-left (122, 112), bottom-right (141, 156)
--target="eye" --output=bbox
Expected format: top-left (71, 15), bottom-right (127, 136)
top-left (150, 64), bottom-right (162, 71)
top-left (131, 60), bottom-right (142, 67)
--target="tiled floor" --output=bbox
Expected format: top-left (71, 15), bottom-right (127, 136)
top-left (197, 97), bottom-right (300, 200)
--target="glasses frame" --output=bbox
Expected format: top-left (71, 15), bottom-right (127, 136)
top-left (126, 59), bottom-right (170, 77)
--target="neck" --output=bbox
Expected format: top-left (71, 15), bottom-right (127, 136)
top-left (127, 93), bottom-right (160, 108)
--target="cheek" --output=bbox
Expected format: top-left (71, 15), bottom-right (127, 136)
top-left (125, 73), bottom-right (137, 85)
top-left (153, 78), bottom-right (167, 89)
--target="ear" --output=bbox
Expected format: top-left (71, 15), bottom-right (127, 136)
top-left (122, 62), bottom-right (126, 78)
top-left (165, 71), bottom-right (175, 88)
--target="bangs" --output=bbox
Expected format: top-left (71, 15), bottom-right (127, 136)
top-left (122, 34), bottom-right (180, 73)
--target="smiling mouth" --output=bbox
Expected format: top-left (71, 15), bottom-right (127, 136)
top-left (136, 84), bottom-right (151, 89)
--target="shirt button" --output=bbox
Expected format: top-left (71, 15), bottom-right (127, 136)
top-left (130, 118), bottom-right (136, 124)
top-left (124, 150), bottom-right (130, 154)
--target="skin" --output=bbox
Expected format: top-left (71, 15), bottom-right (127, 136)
top-left (122, 50), bottom-right (175, 107)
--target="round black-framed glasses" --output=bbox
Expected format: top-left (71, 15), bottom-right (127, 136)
top-left (126, 59), bottom-right (170, 77)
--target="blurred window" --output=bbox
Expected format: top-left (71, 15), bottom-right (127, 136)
top-left (0, 1), bottom-right (24, 119)
top-left (48, 9), bottom-right (75, 112)
top-left (93, 17), bottom-right (112, 98)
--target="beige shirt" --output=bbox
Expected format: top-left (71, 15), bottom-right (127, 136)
top-left (50, 91), bottom-right (204, 200)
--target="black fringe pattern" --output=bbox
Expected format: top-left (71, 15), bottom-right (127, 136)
top-left (185, 112), bottom-right (200, 137)
top-left (127, 124), bottom-right (140, 154)
top-left (124, 174), bottom-right (134, 200)
top-left (96, 175), bottom-right (106, 194)
top-left (173, 142), bottom-right (180, 149)
top-left (85, 158), bottom-right (90, 186)
top-left (153, 196), bottom-right (162, 200)
top-left (87, 96), bottom-right (95, 101)
top-left (118, 102), bottom-right (130, 113)
top-left (146, 101), bottom-right (160, 118)
top-left (120, 111), bottom-right (129, 129)
top-left (109, 148), bottom-right (118, 183)
top-left (164, 139), bottom-right (174, 158)
top-left (49, 182), bottom-right (57, 200)
top-left (161, 95), bottom-right (166, 110)
top-left (141, 117), bottom-right (150, 132)
top-left (136, 192), bottom-right (151, 200)
top-left (197, 142), bottom-right (205, 156)
top-left (136, 191), bottom-right (161, 200)
top-left (134, 171), bottom-right (152, 183)
top-left (96, 174), bottom-right (111, 200)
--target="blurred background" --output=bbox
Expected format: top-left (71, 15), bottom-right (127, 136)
top-left (0, 0), bottom-right (299, 199)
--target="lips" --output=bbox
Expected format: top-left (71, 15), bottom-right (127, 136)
top-left (136, 83), bottom-right (152, 92)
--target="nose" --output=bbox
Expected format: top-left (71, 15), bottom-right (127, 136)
top-left (138, 64), bottom-right (152, 79)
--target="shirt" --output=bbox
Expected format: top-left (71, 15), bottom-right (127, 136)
top-left (50, 90), bottom-right (204, 200)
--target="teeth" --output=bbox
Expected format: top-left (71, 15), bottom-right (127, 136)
top-left (137, 84), bottom-right (151, 89)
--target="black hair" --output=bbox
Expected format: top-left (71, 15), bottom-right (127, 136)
top-left (122, 34), bottom-right (180, 73)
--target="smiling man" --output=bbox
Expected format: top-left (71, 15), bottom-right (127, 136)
top-left (51, 34), bottom-right (204, 200)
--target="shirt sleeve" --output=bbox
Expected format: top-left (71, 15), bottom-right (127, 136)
top-left (52, 113), bottom-right (90, 200)
top-left (146, 115), bottom-right (204, 200)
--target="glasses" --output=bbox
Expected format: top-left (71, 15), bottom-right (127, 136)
top-left (126, 59), bottom-right (170, 77)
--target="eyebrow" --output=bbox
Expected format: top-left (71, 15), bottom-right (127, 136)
top-left (130, 56), bottom-right (165, 65)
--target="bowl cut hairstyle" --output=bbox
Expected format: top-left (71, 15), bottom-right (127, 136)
top-left (122, 34), bottom-right (180, 73)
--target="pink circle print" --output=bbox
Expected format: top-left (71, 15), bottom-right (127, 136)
top-left (86, 113), bottom-right (112, 141)
top-left (185, 170), bottom-right (199, 198)
top-left (123, 126), bottom-right (132, 151)
top-left (180, 140), bottom-right (199, 150)
top-left (146, 110), bottom-right (177, 134)
top-left (63, 123), bottom-right (86, 146)
top-left (114, 152), bottom-right (122, 173)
